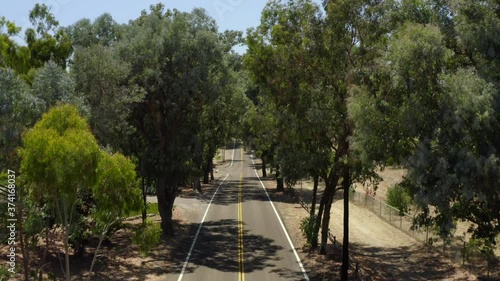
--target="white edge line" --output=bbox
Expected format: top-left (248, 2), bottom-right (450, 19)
top-left (177, 173), bottom-right (230, 281)
top-left (251, 157), bottom-right (310, 281)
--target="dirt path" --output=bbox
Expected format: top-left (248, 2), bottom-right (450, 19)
top-left (330, 200), bottom-right (474, 281)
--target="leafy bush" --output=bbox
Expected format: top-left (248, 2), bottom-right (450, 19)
top-left (133, 220), bottom-right (162, 255)
top-left (300, 215), bottom-right (318, 247)
top-left (386, 184), bottom-right (412, 215)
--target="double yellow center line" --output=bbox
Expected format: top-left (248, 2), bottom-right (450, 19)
top-left (238, 148), bottom-right (245, 281)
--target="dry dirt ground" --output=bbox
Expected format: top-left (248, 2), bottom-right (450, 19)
top-left (255, 164), bottom-right (480, 281)
top-left (0, 170), bottom-right (226, 281)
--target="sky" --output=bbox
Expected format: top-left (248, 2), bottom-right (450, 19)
top-left (1, 0), bottom-right (279, 53)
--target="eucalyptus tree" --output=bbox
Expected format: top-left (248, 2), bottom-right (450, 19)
top-left (31, 60), bottom-right (85, 113)
top-left (0, 18), bottom-right (31, 76)
top-left (24, 4), bottom-right (72, 72)
top-left (71, 44), bottom-right (140, 151)
top-left (118, 4), bottom-right (228, 235)
top-left (350, 0), bottom-right (500, 246)
top-left (20, 105), bottom-right (100, 281)
top-left (0, 68), bottom-right (40, 171)
top-left (247, 1), bottom-right (387, 268)
top-left (88, 152), bottom-right (141, 281)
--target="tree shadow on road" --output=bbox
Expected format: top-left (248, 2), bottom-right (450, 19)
top-left (170, 219), bottom-right (283, 275)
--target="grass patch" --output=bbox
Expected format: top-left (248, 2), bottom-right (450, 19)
top-left (128, 203), bottom-right (159, 217)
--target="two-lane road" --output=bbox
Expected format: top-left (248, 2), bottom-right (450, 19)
top-left (167, 144), bottom-right (309, 281)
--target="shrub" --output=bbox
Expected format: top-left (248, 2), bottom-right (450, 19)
top-left (386, 184), bottom-right (412, 215)
top-left (300, 215), bottom-right (318, 247)
top-left (133, 220), bottom-right (162, 255)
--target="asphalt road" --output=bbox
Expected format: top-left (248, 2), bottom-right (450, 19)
top-left (167, 144), bottom-right (309, 281)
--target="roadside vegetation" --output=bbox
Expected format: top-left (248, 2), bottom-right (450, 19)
top-left (1, 0), bottom-right (499, 280)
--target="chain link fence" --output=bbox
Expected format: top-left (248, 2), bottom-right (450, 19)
top-left (350, 190), bottom-right (499, 279)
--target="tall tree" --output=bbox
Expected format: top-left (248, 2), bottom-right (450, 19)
top-left (71, 44), bottom-right (139, 151)
top-left (20, 105), bottom-right (100, 281)
top-left (119, 5), bottom-right (227, 234)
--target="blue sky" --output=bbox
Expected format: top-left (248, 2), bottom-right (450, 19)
top-left (3, 0), bottom-right (271, 31)
top-left (1, 0), bottom-right (278, 53)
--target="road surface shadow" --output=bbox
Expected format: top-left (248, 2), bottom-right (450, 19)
top-left (185, 178), bottom-right (295, 206)
top-left (170, 219), bottom-right (283, 274)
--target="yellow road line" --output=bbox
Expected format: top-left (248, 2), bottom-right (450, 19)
top-left (238, 148), bottom-right (245, 281)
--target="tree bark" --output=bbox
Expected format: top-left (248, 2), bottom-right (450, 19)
top-left (276, 168), bottom-right (284, 192)
top-left (210, 159), bottom-right (214, 181)
top-left (63, 223), bottom-right (71, 281)
top-left (156, 174), bottom-right (177, 235)
top-left (142, 177), bottom-right (147, 225)
top-left (262, 158), bottom-right (267, 177)
top-left (194, 178), bottom-right (201, 192)
top-left (308, 175), bottom-right (319, 248)
top-left (313, 177), bottom-right (329, 248)
top-left (319, 187), bottom-right (336, 254)
top-left (310, 175), bottom-right (319, 219)
top-left (203, 158), bottom-right (210, 184)
top-left (341, 165), bottom-right (350, 281)
top-left (318, 172), bottom-right (340, 254)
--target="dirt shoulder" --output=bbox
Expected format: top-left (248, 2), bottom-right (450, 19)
top-left (253, 163), bottom-right (477, 281)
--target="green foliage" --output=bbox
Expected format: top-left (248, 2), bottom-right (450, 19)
top-left (31, 61), bottom-right (85, 113)
top-left (133, 220), bottom-right (162, 255)
top-left (0, 68), bottom-right (40, 170)
top-left (386, 184), bottom-right (412, 215)
top-left (71, 44), bottom-right (136, 150)
top-left (300, 215), bottom-right (318, 247)
top-left (118, 6), bottom-right (236, 234)
top-left (94, 152), bottom-right (141, 220)
top-left (20, 105), bottom-right (100, 280)
top-left (128, 203), bottom-right (159, 218)
top-left (0, 264), bottom-right (13, 280)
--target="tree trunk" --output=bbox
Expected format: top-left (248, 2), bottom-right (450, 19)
top-left (194, 178), bottom-right (201, 192)
top-left (210, 159), bottom-right (214, 181)
top-left (203, 158), bottom-right (210, 184)
top-left (63, 223), bottom-right (71, 281)
top-left (262, 158), bottom-right (267, 177)
top-left (87, 228), bottom-right (107, 281)
top-left (276, 168), bottom-right (284, 192)
top-left (319, 189), bottom-right (335, 254)
top-left (142, 177), bottom-right (147, 225)
top-left (310, 175), bottom-right (319, 219)
top-left (156, 174), bottom-right (177, 235)
top-left (314, 176), bottom-right (334, 249)
top-left (341, 166), bottom-right (351, 280)
top-left (313, 177), bottom-right (329, 248)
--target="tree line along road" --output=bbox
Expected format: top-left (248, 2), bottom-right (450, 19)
top-left (166, 144), bottom-right (309, 281)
